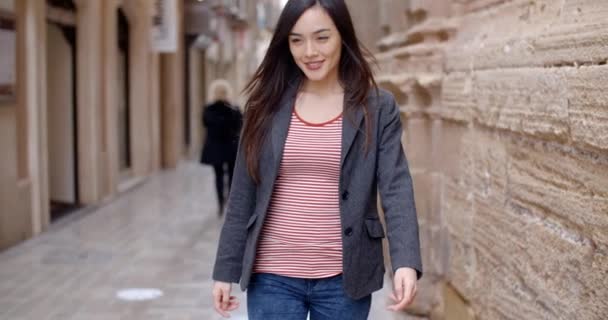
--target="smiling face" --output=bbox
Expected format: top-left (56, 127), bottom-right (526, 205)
top-left (288, 5), bottom-right (342, 84)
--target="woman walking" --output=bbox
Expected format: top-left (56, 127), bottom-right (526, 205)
top-left (212, 1), bottom-right (422, 319)
top-left (200, 79), bottom-right (242, 216)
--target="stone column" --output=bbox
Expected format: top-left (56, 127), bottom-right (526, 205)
top-left (15, 0), bottom-right (49, 234)
top-left (74, 0), bottom-right (104, 204)
top-left (160, 0), bottom-right (185, 168)
top-left (123, 0), bottom-right (155, 177)
top-left (101, 0), bottom-right (120, 196)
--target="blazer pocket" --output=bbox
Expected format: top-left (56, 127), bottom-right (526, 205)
top-left (246, 214), bottom-right (258, 230)
top-left (365, 218), bottom-right (385, 239)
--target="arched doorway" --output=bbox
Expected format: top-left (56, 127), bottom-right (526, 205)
top-left (46, 0), bottom-right (79, 221)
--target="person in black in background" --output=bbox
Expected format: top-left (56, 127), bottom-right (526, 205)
top-left (200, 79), bottom-right (243, 216)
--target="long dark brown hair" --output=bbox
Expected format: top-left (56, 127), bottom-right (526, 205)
top-left (242, 0), bottom-right (377, 183)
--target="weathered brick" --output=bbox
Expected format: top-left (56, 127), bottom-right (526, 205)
top-left (403, 118), bottom-right (433, 170)
top-left (472, 199), bottom-right (528, 265)
top-left (443, 127), bottom-right (607, 318)
top-left (507, 136), bottom-right (608, 246)
top-left (443, 69), bottom-right (570, 140)
top-left (412, 172), bottom-right (433, 226)
top-left (375, 0), bottom-right (608, 318)
top-left (441, 73), bottom-right (473, 123)
top-left (447, 0), bottom-right (608, 71)
top-left (412, 172), bottom-right (444, 276)
top-left (467, 130), bottom-right (509, 205)
top-left (443, 179), bottom-right (477, 299)
top-left (442, 66), bottom-right (608, 150)
top-left (472, 248), bottom-right (558, 320)
top-left (458, 134), bottom-right (608, 319)
top-left (443, 180), bottom-right (474, 245)
top-left (473, 69), bottom-right (570, 140)
top-left (431, 120), bottom-right (468, 178)
top-left (393, 45), bottom-right (445, 75)
top-left (567, 65), bottom-right (608, 150)
top-left (446, 236), bottom-right (477, 300)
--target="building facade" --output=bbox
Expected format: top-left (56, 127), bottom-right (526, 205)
top-left (0, 0), bottom-right (261, 251)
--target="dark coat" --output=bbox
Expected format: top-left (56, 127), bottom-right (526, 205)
top-left (200, 100), bottom-right (243, 165)
top-left (212, 82), bottom-right (422, 300)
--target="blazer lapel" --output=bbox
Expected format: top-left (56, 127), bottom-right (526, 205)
top-left (269, 82), bottom-right (364, 169)
top-left (341, 97), bottom-right (364, 168)
top-left (271, 81), bottom-right (299, 164)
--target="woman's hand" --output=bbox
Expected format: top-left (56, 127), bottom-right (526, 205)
top-left (387, 267), bottom-right (418, 311)
top-left (212, 281), bottom-right (240, 318)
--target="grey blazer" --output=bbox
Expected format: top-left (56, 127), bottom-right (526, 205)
top-left (212, 83), bottom-right (422, 299)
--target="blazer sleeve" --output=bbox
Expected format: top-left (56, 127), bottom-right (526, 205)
top-left (212, 137), bottom-right (257, 283)
top-left (376, 94), bottom-right (423, 279)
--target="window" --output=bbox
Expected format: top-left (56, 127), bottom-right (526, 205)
top-left (0, 4), bottom-right (15, 104)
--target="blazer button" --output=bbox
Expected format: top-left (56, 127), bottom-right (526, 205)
top-left (341, 191), bottom-right (349, 201)
top-left (344, 227), bottom-right (353, 236)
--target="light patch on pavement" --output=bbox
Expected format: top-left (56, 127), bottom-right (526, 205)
top-left (116, 288), bottom-right (164, 301)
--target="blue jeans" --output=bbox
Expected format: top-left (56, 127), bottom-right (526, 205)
top-left (247, 273), bottom-right (371, 320)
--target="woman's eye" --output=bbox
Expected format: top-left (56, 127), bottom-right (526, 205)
top-left (290, 38), bottom-right (301, 44)
top-left (318, 37), bottom-right (329, 41)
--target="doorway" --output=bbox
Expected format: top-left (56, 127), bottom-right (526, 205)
top-left (117, 8), bottom-right (131, 177)
top-left (46, 0), bottom-right (79, 221)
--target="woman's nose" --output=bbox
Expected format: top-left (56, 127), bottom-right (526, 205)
top-left (305, 41), bottom-right (318, 57)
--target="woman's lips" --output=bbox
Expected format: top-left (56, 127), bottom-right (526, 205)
top-left (305, 60), bottom-right (324, 71)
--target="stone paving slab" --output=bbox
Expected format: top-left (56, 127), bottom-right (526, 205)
top-left (0, 163), bottom-right (399, 320)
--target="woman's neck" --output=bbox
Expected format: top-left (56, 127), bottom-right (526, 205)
top-left (301, 74), bottom-right (343, 97)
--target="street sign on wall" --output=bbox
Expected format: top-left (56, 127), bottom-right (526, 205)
top-left (151, 0), bottom-right (178, 53)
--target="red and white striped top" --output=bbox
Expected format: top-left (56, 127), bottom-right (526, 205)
top-left (253, 109), bottom-right (343, 278)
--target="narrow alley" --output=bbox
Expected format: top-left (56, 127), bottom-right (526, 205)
top-left (1, 0), bottom-right (606, 318)
top-left (0, 163), bottom-right (396, 320)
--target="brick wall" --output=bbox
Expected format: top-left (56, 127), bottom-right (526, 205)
top-left (374, 0), bottom-right (608, 319)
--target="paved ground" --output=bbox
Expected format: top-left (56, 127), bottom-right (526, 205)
top-left (0, 162), bottom-right (399, 320)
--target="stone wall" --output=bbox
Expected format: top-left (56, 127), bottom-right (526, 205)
top-left (374, 0), bottom-right (608, 319)
top-left (0, 106), bottom-right (31, 250)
